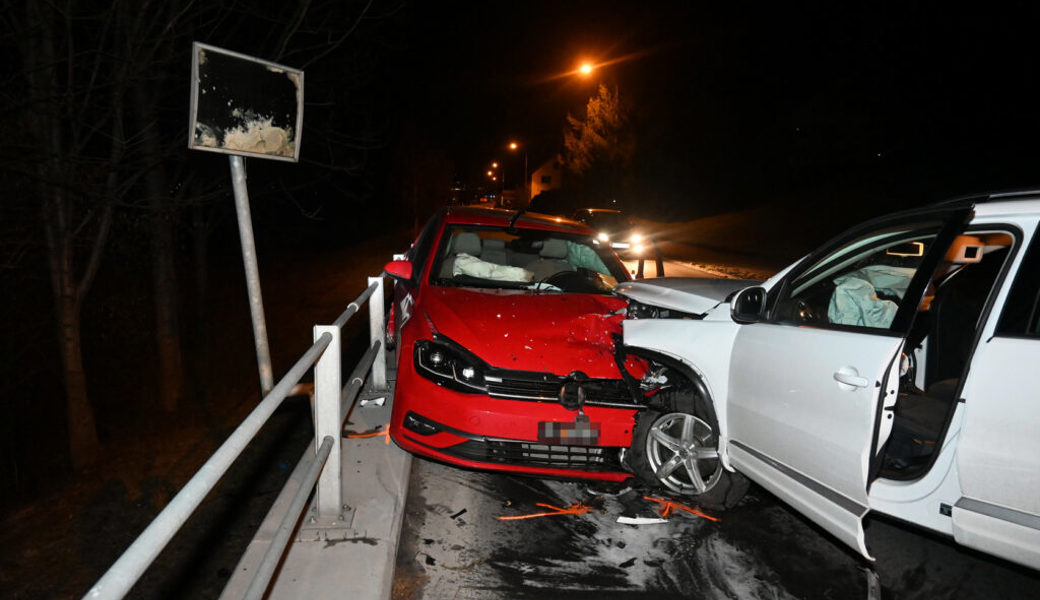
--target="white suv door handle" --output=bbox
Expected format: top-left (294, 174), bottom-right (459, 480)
top-left (833, 367), bottom-right (869, 389)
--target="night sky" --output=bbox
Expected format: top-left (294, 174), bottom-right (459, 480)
top-left (397, 2), bottom-right (1040, 219)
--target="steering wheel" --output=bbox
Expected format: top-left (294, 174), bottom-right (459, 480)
top-left (539, 270), bottom-right (582, 291)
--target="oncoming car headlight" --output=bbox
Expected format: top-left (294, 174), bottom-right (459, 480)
top-left (598, 232), bottom-right (610, 242)
top-left (414, 339), bottom-right (487, 393)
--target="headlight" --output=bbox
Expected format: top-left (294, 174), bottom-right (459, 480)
top-left (414, 339), bottom-right (487, 393)
top-left (598, 232), bottom-right (610, 242)
top-left (630, 233), bottom-right (643, 244)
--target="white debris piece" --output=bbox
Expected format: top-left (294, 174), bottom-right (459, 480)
top-left (617, 516), bottom-right (668, 525)
top-left (360, 396), bottom-right (386, 407)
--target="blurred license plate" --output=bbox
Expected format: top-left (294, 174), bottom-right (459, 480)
top-left (538, 416), bottom-right (600, 445)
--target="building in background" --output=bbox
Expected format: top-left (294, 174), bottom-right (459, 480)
top-left (530, 158), bottom-right (562, 202)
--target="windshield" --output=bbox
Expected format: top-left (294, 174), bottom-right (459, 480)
top-left (430, 224), bottom-right (629, 294)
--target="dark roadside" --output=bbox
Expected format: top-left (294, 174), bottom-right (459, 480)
top-left (0, 231), bottom-right (410, 600)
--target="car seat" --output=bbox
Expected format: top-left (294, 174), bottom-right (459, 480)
top-left (480, 238), bottom-right (508, 266)
top-left (439, 232), bottom-right (482, 278)
top-left (525, 239), bottom-right (574, 281)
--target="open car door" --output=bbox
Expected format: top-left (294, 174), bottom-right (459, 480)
top-left (952, 224), bottom-right (1040, 570)
top-left (725, 205), bottom-right (972, 559)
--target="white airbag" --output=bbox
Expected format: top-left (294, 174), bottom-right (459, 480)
top-left (453, 253), bottom-right (533, 282)
top-left (828, 266), bottom-right (914, 328)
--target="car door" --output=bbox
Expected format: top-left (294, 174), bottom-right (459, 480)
top-left (725, 206), bottom-right (971, 560)
top-left (391, 211), bottom-right (442, 360)
top-left (953, 220), bottom-right (1040, 570)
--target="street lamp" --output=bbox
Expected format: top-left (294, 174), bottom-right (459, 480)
top-left (508, 141), bottom-right (528, 205)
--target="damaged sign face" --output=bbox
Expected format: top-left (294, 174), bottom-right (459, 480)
top-left (188, 42), bottom-right (303, 162)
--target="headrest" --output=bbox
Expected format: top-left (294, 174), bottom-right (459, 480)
top-left (483, 239), bottom-right (505, 250)
top-left (540, 238), bottom-right (568, 259)
top-left (453, 232), bottom-right (482, 256)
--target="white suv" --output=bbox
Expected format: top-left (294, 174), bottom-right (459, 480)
top-left (615, 192), bottom-right (1040, 571)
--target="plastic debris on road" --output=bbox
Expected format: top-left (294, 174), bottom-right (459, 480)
top-left (497, 501), bottom-right (593, 521)
top-left (360, 396), bottom-right (386, 407)
top-left (342, 425), bottom-right (391, 444)
top-left (643, 496), bottom-right (719, 522)
top-left (616, 516), bottom-right (668, 525)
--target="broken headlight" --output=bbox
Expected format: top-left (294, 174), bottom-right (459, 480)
top-left (626, 299), bottom-right (703, 320)
top-left (414, 339), bottom-right (487, 393)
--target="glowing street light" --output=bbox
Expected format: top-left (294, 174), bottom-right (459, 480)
top-left (508, 140), bottom-right (528, 204)
top-left (579, 62), bottom-right (594, 76)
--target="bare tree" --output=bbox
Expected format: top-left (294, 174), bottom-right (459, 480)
top-left (10, 0), bottom-right (135, 467)
top-left (2, 0), bottom-right (397, 472)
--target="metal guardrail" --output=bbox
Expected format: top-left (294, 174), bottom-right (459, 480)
top-left (84, 275), bottom-right (387, 600)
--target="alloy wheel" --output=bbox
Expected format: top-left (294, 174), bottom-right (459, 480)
top-left (645, 412), bottom-right (723, 495)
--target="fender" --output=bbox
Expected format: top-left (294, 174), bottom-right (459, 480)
top-left (617, 336), bottom-right (735, 471)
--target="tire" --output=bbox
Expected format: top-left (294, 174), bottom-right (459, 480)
top-left (627, 385), bottom-right (749, 510)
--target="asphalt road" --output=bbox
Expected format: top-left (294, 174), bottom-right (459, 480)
top-left (394, 458), bottom-right (1039, 600)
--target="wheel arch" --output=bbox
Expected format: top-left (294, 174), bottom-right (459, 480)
top-left (619, 342), bottom-right (734, 469)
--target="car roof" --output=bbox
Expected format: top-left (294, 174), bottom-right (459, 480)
top-left (932, 189), bottom-right (1040, 219)
top-left (441, 205), bottom-right (593, 234)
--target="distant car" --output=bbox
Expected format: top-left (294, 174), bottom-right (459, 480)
top-left (571, 208), bottom-right (649, 258)
top-left (384, 207), bottom-right (649, 484)
top-left (614, 192), bottom-right (1040, 570)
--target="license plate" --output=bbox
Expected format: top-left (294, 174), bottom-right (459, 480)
top-left (538, 416), bottom-right (601, 445)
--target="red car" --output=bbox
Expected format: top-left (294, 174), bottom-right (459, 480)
top-left (384, 206), bottom-right (646, 483)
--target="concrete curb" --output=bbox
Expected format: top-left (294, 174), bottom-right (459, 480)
top-left (221, 377), bottom-right (410, 600)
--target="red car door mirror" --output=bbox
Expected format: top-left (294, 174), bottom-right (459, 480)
top-left (384, 260), bottom-right (413, 282)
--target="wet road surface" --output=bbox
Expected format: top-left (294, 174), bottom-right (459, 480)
top-left (394, 458), bottom-right (1040, 599)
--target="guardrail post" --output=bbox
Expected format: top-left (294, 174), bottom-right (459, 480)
top-left (313, 325), bottom-right (342, 518)
top-left (368, 276), bottom-right (387, 390)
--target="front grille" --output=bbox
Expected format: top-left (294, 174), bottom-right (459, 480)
top-left (445, 439), bottom-right (624, 472)
top-left (485, 376), bottom-right (635, 407)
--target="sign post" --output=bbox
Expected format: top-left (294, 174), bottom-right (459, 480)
top-left (188, 42), bottom-right (304, 394)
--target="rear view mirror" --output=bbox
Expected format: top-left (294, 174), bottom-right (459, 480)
top-left (886, 241), bottom-right (925, 257)
top-left (384, 260), bottom-right (413, 282)
top-left (731, 286), bottom-right (767, 324)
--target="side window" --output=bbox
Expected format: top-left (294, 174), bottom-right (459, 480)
top-left (772, 224), bottom-right (943, 333)
top-left (997, 227), bottom-right (1040, 337)
top-left (407, 214), bottom-right (440, 282)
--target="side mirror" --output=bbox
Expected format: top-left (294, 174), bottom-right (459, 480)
top-left (731, 286), bottom-right (767, 324)
top-left (384, 259), bottom-right (413, 282)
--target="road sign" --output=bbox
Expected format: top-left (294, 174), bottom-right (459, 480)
top-left (188, 42), bottom-right (303, 162)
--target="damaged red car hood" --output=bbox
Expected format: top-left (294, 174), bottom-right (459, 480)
top-left (422, 287), bottom-right (627, 378)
